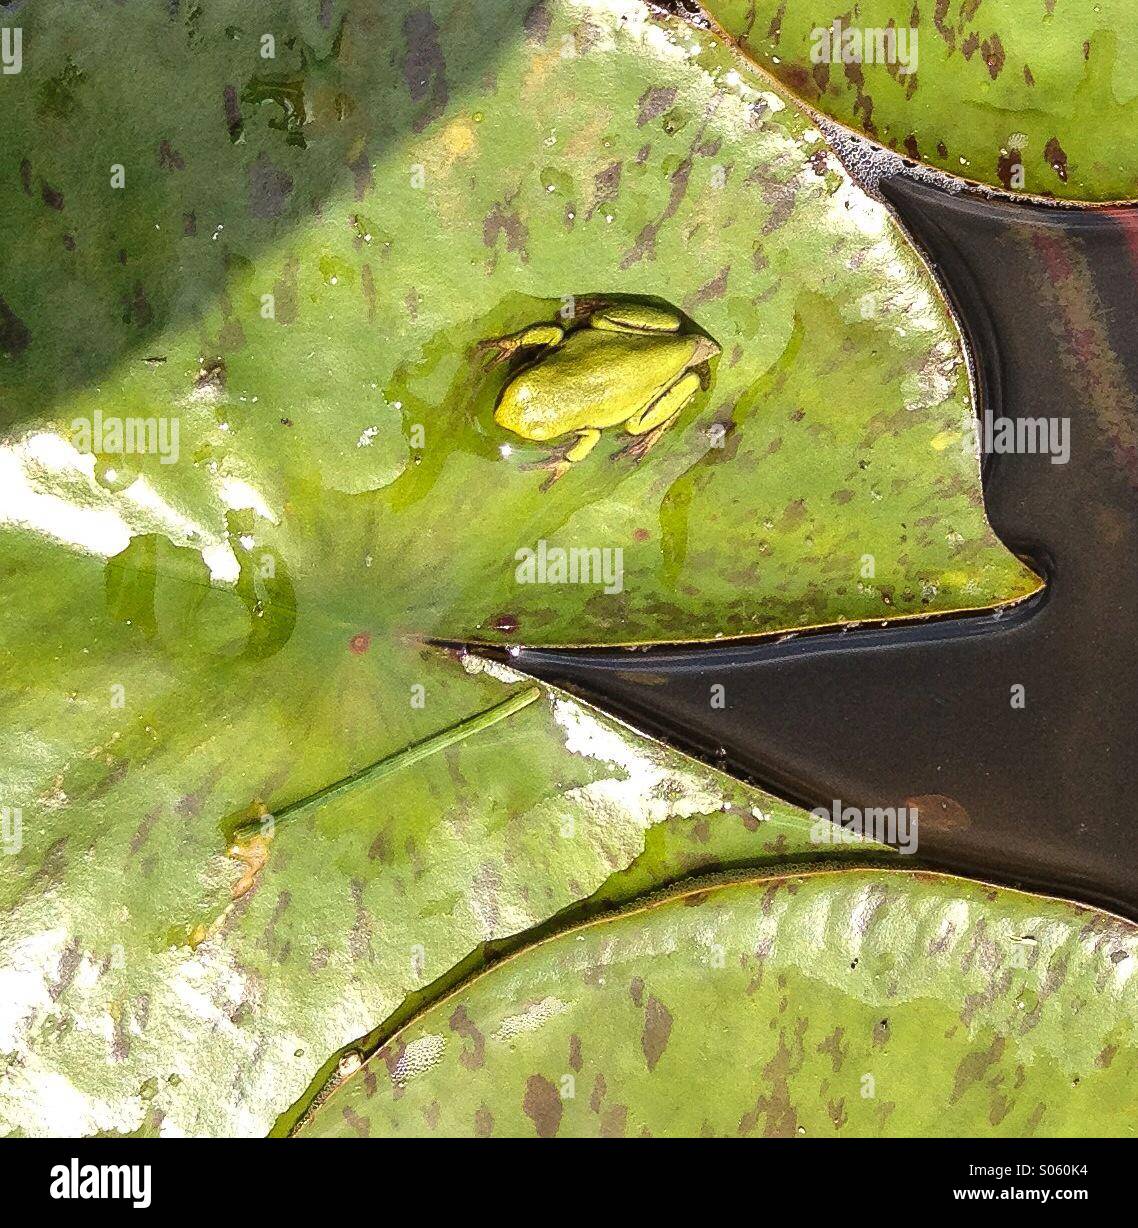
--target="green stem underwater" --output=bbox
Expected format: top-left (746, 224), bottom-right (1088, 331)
top-left (231, 685), bottom-right (543, 843)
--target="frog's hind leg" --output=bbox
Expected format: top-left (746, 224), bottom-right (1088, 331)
top-left (613, 370), bottom-right (702, 463)
top-left (477, 323), bottom-right (565, 369)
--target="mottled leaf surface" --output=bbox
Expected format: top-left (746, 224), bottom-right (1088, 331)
top-left (0, 0), bottom-right (1037, 649)
top-left (1, 0), bottom-right (1034, 1137)
top-left (702, 0), bottom-right (1138, 202)
top-left (302, 869), bottom-right (1138, 1138)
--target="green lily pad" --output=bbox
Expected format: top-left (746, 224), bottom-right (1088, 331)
top-left (701, 0), bottom-right (1138, 203)
top-left (300, 868), bottom-right (1138, 1138)
top-left (0, 0), bottom-right (1037, 1137)
top-left (0, 0), bottom-right (1038, 649)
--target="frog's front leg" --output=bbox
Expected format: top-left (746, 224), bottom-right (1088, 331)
top-left (614, 370), bottom-right (702, 462)
top-left (565, 427), bottom-right (601, 463)
top-left (477, 323), bottom-right (565, 368)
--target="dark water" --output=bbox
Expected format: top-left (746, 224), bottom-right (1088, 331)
top-left (509, 176), bottom-right (1138, 919)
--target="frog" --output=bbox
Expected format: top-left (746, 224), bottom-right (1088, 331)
top-left (480, 301), bottom-right (719, 478)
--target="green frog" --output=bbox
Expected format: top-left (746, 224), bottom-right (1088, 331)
top-left (481, 302), bottom-right (719, 474)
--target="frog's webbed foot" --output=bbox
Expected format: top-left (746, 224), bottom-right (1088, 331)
top-left (520, 453), bottom-right (572, 491)
top-left (477, 324), bottom-right (565, 369)
top-left (538, 460), bottom-right (572, 491)
top-left (612, 414), bottom-right (679, 464)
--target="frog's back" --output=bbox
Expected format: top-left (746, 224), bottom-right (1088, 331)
top-left (496, 330), bottom-right (695, 439)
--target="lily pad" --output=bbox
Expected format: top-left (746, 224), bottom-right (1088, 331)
top-left (300, 868), bottom-right (1138, 1138)
top-left (700, 0), bottom-right (1138, 203)
top-left (0, 0), bottom-right (1038, 649)
top-left (0, 0), bottom-right (1035, 1138)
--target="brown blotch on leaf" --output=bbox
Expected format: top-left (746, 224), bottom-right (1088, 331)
top-left (629, 976), bottom-right (644, 1007)
top-left (195, 357), bottom-right (226, 391)
top-left (523, 1), bottom-right (552, 44)
top-left (223, 85), bottom-right (243, 142)
top-left (996, 147), bottom-right (1023, 191)
top-left (568, 1034), bottom-right (582, 1073)
top-left (129, 806), bottom-right (161, 855)
top-left (158, 139), bottom-right (185, 171)
top-left (641, 995), bottom-right (673, 1071)
top-left (273, 257), bottom-right (299, 325)
top-left (738, 1030), bottom-right (800, 1137)
top-left (620, 154), bottom-right (693, 268)
top-left (1044, 137), bottom-right (1069, 183)
top-left (932, 0), bottom-right (954, 51)
top-left (380, 1039), bottom-right (408, 1099)
top-left (361, 263), bottom-right (376, 322)
top-left (687, 265), bottom-right (729, 309)
top-left (342, 1105), bottom-right (370, 1137)
top-left (474, 1104), bottom-right (494, 1136)
top-left (522, 1074), bottom-right (562, 1137)
top-left (41, 180), bottom-right (64, 210)
top-left (637, 85), bottom-right (677, 127)
top-left (1023, 63), bottom-right (1035, 87)
top-left (483, 199), bottom-right (529, 261)
top-left (403, 9), bottom-right (448, 132)
top-left (449, 1004), bottom-right (486, 1070)
top-left (586, 160), bottom-right (622, 221)
top-left (782, 64), bottom-right (811, 97)
top-left (248, 154), bottom-right (294, 219)
top-left (122, 284), bottom-right (153, 329)
top-left (490, 612), bottom-right (519, 634)
top-left (981, 34), bottom-right (1006, 79)
top-left (950, 1035), bottom-right (1006, 1104)
top-left (817, 1025), bottom-right (847, 1073)
top-left (777, 497), bottom-right (807, 532)
top-left (349, 148), bottom-right (373, 200)
top-left (0, 296), bottom-right (31, 358)
top-left (19, 158), bottom-right (32, 195)
top-left (50, 937), bottom-right (82, 1001)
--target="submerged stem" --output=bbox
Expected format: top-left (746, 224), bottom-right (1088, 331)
top-left (231, 684), bottom-right (542, 843)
